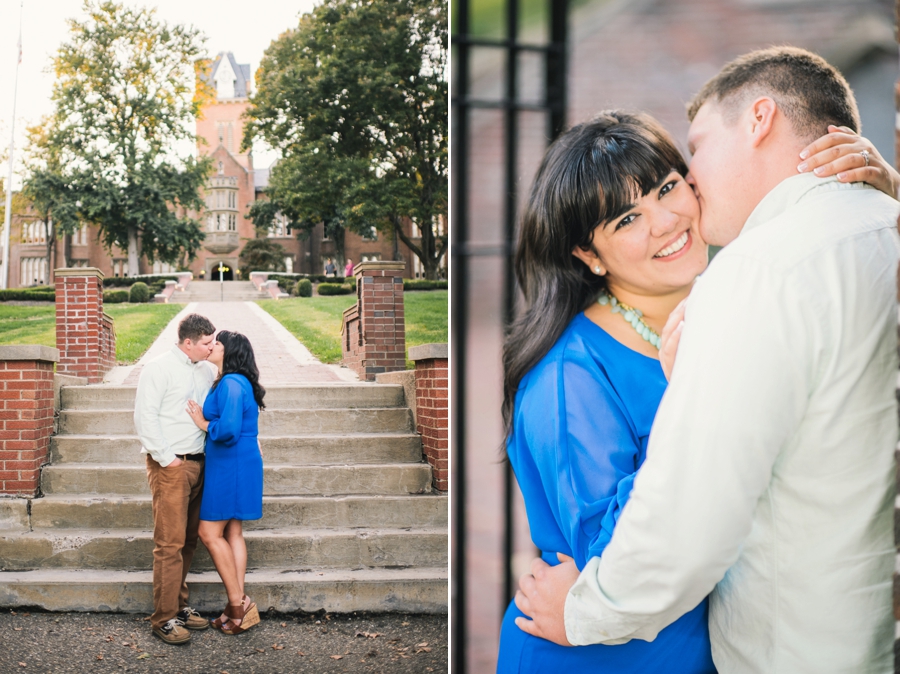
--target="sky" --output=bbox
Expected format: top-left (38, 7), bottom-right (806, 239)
top-left (0, 0), bottom-right (320, 187)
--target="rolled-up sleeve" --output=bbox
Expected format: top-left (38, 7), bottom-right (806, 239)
top-left (565, 253), bottom-right (817, 645)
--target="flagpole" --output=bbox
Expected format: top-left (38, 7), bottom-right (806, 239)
top-left (1, 0), bottom-right (23, 290)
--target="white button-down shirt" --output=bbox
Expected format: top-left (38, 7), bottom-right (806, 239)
top-left (565, 173), bottom-right (900, 673)
top-left (134, 345), bottom-right (216, 467)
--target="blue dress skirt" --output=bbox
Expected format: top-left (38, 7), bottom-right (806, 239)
top-left (497, 313), bottom-right (716, 674)
top-left (199, 373), bottom-right (263, 521)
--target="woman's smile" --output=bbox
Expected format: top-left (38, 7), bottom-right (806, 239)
top-left (653, 230), bottom-right (692, 260)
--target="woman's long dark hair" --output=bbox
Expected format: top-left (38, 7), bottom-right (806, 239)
top-left (502, 110), bottom-right (688, 437)
top-left (212, 331), bottom-right (266, 410)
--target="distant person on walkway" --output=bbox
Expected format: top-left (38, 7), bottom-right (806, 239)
top-left (134, 313), bottom-right (217, 645)
top-left (344, 258), bottom-right (354, 277)
top-left (187, 330), bottom-right (265, 635)
top-left (325, 258), bottom-right (336, 277)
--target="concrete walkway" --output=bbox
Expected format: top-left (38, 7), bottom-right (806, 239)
top-left (105, 301), bottom-right (357, 386)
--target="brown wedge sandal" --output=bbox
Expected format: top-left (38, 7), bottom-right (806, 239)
top-left (220, 597), bottom-right (260, 635)
top-left (212, 595), bottom-right (254, 630)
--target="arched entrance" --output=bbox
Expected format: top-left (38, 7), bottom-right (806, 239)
top-left (210, 262), bottom-right (234, 281)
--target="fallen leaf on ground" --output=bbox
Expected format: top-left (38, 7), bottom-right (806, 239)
top-left (417, 647), bottom-right (433, 653)
top-left (96, 655), bottom-right (104, 660)
top-left (297, 651), bottom-right (306, 656)
top-left (13, 627), bottom-right (21, 631)
top-left (330, 655), bottom-right (343, 660)
top-left (401, 621), bottom-right (410, 626)
top-left (17, 663), bottom-right (25, 668)
top-left (255, 648), bottom-right (265, 653)
top-left (280, 622), bottom-right (286, 627)
top-left (136, 654), bottom-right (150, 660)
top-left (272, 644), bottom-right (284, 650)
top-left (416, 642), bottom-right (429, 648)
top-left (356, 631), bottom-right (381, 639)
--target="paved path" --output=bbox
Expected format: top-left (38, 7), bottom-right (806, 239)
top-left (105, 301), bottom-right (356, 386)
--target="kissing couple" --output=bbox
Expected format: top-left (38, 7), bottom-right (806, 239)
top-left (502, 47), bottom-right (900, 673)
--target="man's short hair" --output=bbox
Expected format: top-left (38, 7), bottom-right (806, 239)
top-left (686, 46), bottom-right (860, 142)
top-left (178, 314), bottom-right (216, 343)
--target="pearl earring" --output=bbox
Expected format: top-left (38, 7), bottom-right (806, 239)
top-left (594, 266), bottom-right (601, 274)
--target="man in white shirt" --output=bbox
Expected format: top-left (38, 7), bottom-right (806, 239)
top-left (515, 47), bottom-right (900, 672)
top-left (134, 313), bottom-right (217, 644)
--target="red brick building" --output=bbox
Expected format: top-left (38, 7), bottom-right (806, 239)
top-left (6, 51), bottom-right (442, 286)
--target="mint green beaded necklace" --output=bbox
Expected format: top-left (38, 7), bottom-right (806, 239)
top-left (597, 291), bottom-right (661, 349)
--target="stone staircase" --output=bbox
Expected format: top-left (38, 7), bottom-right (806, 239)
top-left (172, 280), bottom-right (271, 303)
top-left (0, 384), bottom-right (447, 614)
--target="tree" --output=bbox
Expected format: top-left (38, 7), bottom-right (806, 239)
top-left (245, 0), bottom-right (448, 279)
top-left (238, 232), bottom-right (287, 278)
top-left (43, 0), bottom-right (211, 276)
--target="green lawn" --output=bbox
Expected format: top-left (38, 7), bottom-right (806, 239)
top-left (258, 290), bottom-right (448, 367)
top-left (0, 302), bottom-right (182, 364)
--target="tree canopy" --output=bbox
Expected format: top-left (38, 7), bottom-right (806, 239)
top-left (245, 0), bottom-right (447, 279)
top-left (33, 0), bottom-right (211, 276)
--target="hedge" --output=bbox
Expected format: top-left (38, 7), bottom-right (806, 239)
top-left (103, 274), bottom-right (181, 288)
top-left (0, 289), bottom-right (55, 302)
top-left (316, 282), bottom-right (355, 296)
top-left (404, 279), bottom-right (448, 290)
top-left (267, 273), bottom-right (350, 291)
top-left (103, 289), bottom-right (130, 303)
top-left (294, 278), bottom-right (313, 297)
top-left (129, 282), bottom-right (151, 303)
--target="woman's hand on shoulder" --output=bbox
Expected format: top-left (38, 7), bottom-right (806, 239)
top-left (798, 125), bottom-right (899, 200)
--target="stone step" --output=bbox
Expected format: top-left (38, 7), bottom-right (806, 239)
top-left (0, 567), bottom-right (447, 614)
top-left (30, 494), bottom-right (448, 530)
top-left (58, 408), bottom-right (413, 435)
top-left (60, 384), bottom-right (405, 411)
top-left (51, 433), bottom-right (422, 465)
top-left (0, 527), bottom-right (447, 571)
top-left (41, 463), bottom-right (433, 496)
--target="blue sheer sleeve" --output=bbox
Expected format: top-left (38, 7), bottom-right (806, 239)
top-left (519, 346), bottom-right (642, 570)
top-left (206, 377), bottom-right (243, 446)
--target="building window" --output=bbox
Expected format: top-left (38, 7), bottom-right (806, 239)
top-left (20, 257), bottom-right (48, 286)
top-left (360, 253), bottom-right (381, 263)
top-left (152, 260), bottom-right (176, 274)
top-left (21, 221), bottom-right (46, 245)
top-left (268, 213), bottom-right (288, 237)
top-left (74, 224), bottom-right (88, 246)
top-left (361, 226), bottom-right (377, 241)
top-left (71, 259), bottom-right (88, 268)
top-left (228, 214), bottom-right (237, 231)
top-left (284, 256), bottom-right (293, 273)
top-left (113, 260), bottom-right (126, 277)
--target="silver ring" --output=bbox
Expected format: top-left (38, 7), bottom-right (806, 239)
top-left (860, 149), bottom-right (870, 167)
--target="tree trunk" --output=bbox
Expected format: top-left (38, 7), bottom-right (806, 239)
top-left (127, 227), bottom-right (140, 276)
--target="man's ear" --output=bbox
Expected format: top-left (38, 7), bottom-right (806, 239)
top-left (572, 245), bottom-right (605, 276)
top-left (748, 96), bottom-right (777, 148)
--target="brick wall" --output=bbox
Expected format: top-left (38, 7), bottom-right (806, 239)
top-left (411, 344), bottom-right (448, 492)
top-left (0, 346), bottom-right (58, 495)
top-left (341, 261), bottom-right (407, 381)
top-left (55, 267), bottom-right (116, 383)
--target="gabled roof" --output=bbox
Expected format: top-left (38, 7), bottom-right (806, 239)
top-left (201, 52), bottom-right (252, 99)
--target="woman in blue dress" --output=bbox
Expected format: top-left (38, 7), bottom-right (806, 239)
top-left (186, 330), bottom-right (265, 635)
top-left (496, 111), bottom-right (896, 673)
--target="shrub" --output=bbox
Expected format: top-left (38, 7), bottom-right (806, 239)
top-left (404, 279), bottom-right (448, 291)
top-left (0, 289), bottom-right (55, 302)
top-left (103, 289), bottom-right (130, 303)
top-left (129, 282), bottom-right (150, 303)
top-left (344, 275), bottom-right (357, 290)
top-left (295, 278), bottom-right (313, 297)
top-left (316, 282), bottom-right (354, 296)
top-left (103, 274), bottom-right (179, 288)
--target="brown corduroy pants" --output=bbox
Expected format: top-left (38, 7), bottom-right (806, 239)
top-left (146, 455), bottom-right (204, 629)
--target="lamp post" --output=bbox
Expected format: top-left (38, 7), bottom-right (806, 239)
top-left (217, 262), bottom-right (229, 301)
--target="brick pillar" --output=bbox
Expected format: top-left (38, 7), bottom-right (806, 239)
top-left (55, 267), bottom-right (116, 383)
top-left (411, 343), bottom-right (448, 492)
top-left (341, 261), bottom-right (406, 381)
top-left (0, 346), bottom-right (58, 496)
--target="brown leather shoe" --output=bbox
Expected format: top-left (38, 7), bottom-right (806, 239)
top-left (152, 618), bottom-right (191, 644)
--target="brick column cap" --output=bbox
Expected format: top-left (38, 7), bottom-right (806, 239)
top-left (55, 267), bottom-right (105, 280)
top-left (409, 343), bottom-right (447, 361)
top-left (354, 261), bottom-right (406, 274)
top-left (0, 345), bottom-right (60, 363)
